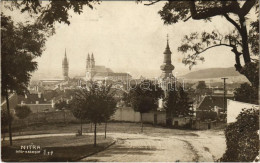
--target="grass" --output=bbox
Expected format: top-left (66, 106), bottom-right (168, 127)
top-left (1, 135), bottom-right (114, 162)
top-left (10, 122), bottom-right (204, 137)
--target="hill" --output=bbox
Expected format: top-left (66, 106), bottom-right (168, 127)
top-left (181, 67), bottom-right (241, 79)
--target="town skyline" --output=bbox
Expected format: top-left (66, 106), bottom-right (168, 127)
top-left (3, 1), bottom-right (253, 79)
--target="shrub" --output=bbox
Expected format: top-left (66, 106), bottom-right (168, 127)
top-left (220, 108), bottom-right (259, 162)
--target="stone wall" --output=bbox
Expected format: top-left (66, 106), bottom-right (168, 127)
top-left (12, 110), bottom-right (78, 128)
top-left (111, 107), bottom-right (140, 122)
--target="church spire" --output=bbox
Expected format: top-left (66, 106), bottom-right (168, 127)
top-left (62, 48), bottom-right (69, 80)
top-left (91, 53), bottom-right (94, 61)
top-left (164, 34), bottom-right (172, 56)
top-left (87, 53), bottom-right (90, 61)
top-left (160, 34), bottom-right (174, 79)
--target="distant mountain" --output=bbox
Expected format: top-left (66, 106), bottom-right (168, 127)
top-left (181, 67), bottom-right (241, 79)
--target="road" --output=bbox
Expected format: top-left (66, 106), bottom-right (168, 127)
top-left (7, 129), bottom-right (226, 162)
top-left (81, 131), bottom-right (226, 162)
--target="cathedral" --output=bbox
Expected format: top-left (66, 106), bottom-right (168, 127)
top-left (85, 53), bottom-right (131, 81)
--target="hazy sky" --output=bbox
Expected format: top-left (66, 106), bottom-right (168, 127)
top-left (3, 1), bottom-right (253, 79)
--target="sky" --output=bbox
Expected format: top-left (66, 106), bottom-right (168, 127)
top-left (2, 1), bottom-right (254, 79)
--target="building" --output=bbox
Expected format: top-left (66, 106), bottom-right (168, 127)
top-left (62, 49), bottom-right (69, 80)
top-left (196, 94), bottom-right (234, 121)
top-left (85, 53), bottom-right (131, 81)
top-left (160, 35), bottom-right (175, 79)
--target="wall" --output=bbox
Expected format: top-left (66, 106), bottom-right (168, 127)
top-left (172, 117), bottom-right (191, 127)
top-left (142, 111), bottom-right (166, 125)
top-left (12, 110), bottom-right (78, 128)
top-left (111, 107), bottom-right (140, 122)
top-left (17, 104), bottom-right (55, 113)
top-left (191, 120), bottom-right (218, 130)
top-left (227, 99), bottom-right (259, 123)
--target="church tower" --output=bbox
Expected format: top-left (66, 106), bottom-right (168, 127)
top-left (160, 35), bottom-right (175, 79)
top-left (90, 53), bottom-right (95, 69)
top-left (86, 53), bottom-right (90, 69)
top-left (62, 49), bottom-right (69, 80)
top-left (86, 53), bottom-right (96, 81)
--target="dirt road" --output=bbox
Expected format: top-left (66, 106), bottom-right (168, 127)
top-left (7, 126), bottom-right (226, 162)
top-left (81, 131), bottom-right (226, 162)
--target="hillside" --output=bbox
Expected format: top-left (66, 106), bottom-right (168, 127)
top-left (181, 67), bottom-right (241, 79)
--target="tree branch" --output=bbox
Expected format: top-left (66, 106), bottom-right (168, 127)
top-left (189, 1), bottom-right (240, 20)
top-left (240, 0), bottom-right (257, 16)
top-left (197, 43), bottom-right (233, 54)
top-left (144, 0), bottom-right (160, 6)
top-left (183, 16), bottom-right (191, 22)
top-left (223, 13), bottom-right (241, 32)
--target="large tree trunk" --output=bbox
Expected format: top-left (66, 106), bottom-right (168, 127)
top-left (239, 16), bottom-right (251, 64)
top-left (235, 16), bottom-right (259, 87)
top-left (80, 118), bottom-right (82, 135)
top-left (105, 121), bottom-right (107, 139)
top-left (94, 123), bottom-right (97, 147)
top-left (141, 113), bottom-right (143, 132)
top-left (5, 90), bottom-right (12, 146)
top-left (64, 111), bottom-right (66, 125)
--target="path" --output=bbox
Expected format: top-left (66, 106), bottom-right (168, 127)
top-left (6, 130), bottom-right (226, 162)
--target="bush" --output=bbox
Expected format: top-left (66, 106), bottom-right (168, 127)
top-left (220, 108), bottom-right (259, 162)
top-left (196, 111), bottom-right (218, 121)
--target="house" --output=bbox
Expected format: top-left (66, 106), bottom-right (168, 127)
top-left (17, 92), bottom-right (55, 113)
top-left (196, 95), bottom-right (234, 121)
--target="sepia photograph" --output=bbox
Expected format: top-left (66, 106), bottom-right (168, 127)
top-left (1, 0), bottom-right (259, 162)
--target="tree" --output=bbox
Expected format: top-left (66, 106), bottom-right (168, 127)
top-left (129, 80), bottom-right (164, 132)
top-left (4, 0), bottom-right (99, 27)
top-left (69, 97), bottom-right (86, 135)
top-left (14, 105), bottom-right (32, 120)
top-left (14, 105), bottom-right (32, 132)
top-left (234, 83), bottom-right (258, 104)
top-left (54, 100), bottom-right (68, 110)
top-left (196, 81), bottom-right (207, 90)
top-left (70, 83), bottom-right (116, 146)
top-left (143, 0), bottom-right (259, 87)
top-left (102, 86), bottom-right (117, 139)
top-left (1, 109), bottom-right (13, 141)
top-left (1, 13), bottom-right (49, 146)
top-left (122, 92), bottom-right (131, 107)
top-left (164, 84), bottom-right (193, 126)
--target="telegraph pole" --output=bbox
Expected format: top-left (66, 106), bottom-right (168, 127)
top-left (221, 78), bottom-right (228, 113)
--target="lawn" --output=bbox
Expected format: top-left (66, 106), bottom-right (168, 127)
top-left (10, 122), bottom-right (206, 137)
top-left (2, 135), bottom-right (114, 162)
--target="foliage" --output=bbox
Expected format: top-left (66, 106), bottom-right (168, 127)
top-left (196, 81), bottom-right (207, 90)
top-left (129, 80), bottom-right (164, 113)
top-left (71, 84), bottom-right (116, 124)
top-left (1, 13), bottom-right (51, 146)
top-left (69, 82), bottom-right (116, 145)
top-left (5, 0), bottom-right (100, 27)
top-left (55, 100), bottom-right (68, 110)
top-left (156, 0), bottom-right (259, 86)
top-left (234, 83), bottom-right (258, 104)
top-left (164, 83), bottom-right (193, 126)
top-left (1, 109), bottom-right (13, 130)
top-left (14, 105), bottom-right (32, 119)
top-left (220, 108), bottom-right (259, 162)
top-left (1, 13), bottom-right (51, 96)
top-left (196, 111), bottom-right (218, 121)
top-left (122, 92), bottom-right (131, 107)
top-left (128, 80), bottom-right (164, 131)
